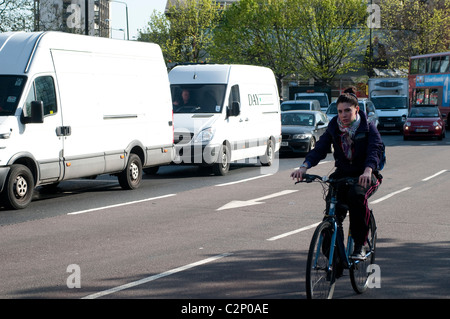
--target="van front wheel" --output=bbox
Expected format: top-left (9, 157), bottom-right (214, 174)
top-left (2, 164), bottom-right (35, 209)
top-left (260, 139), bottom-right (274, 166)
top-left (118, 154), bottom-right (142, 190)
top-left (213, 144), bottom-right (230, 176)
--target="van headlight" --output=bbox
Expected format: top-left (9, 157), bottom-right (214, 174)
top-left (194, 127), bottom-right (215, 143)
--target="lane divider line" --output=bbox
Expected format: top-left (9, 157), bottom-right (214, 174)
top-left (267, 222), bottom-right (321, 241)
top-left (369, 187), bottom-right (411, 204)
top-left (422, 169), bottom-right (447, 182)
top-left (215, 174), bottom-right (272, 187)
top-left (67, 194), bottom-right (176, 215)
top-left (82, 253), bottom-right (232, 299)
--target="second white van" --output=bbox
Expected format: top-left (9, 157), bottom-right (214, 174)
top-left (169, 64), bottom-right (281, 175)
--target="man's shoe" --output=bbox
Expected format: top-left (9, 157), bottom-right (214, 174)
top-left (350, 244), bottom-right (366, 261)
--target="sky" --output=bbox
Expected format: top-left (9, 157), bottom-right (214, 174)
top-left (109, 0), bottom-right (167, 40)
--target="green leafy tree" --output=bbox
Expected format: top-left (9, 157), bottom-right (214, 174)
top-left (295, 0), bottom-right (368, 85)
top-left (211, 0), bottom-right (302, 92)
top-left (212, 0), bottom-right (367, 88)
top-left (138, 0), bottom-right (221, 64)
top-left (379, 0), bottom-right (450, 70)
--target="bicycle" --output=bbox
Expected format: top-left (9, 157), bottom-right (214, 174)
top-left (296, 174), bottom-right (377, 299)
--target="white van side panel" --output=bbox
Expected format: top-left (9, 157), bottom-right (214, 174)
top-left (1, 31), bottom-right (174, 181)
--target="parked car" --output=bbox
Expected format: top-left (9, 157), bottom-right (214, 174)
top-left (280, 110), bottom-right (329, 155)
top-left (294, 92), bottom-right (330, 112)
top-left (281, 100), bottom-right (321, 112)
top-left (326, 99), bottom-right (379, 127)
top-left (403, 106), bottom-right (446, 140)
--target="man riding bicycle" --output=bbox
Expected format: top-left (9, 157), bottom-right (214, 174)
top-left (291, 87), bottom-right (384, 260)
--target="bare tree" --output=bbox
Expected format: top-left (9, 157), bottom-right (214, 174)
top-left (0, 0), bottom-right (34, 32)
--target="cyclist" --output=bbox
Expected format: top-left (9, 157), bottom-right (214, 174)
top-left (291, 87), bottom-right (383, 260)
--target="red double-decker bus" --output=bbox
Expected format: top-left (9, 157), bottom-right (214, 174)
top-left (408, 51), bottom-right (450, 125)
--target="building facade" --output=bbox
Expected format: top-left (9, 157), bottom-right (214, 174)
top-left (34, 0), bottom-right (110, 37)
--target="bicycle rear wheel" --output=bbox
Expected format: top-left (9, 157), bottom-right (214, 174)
top-left (350, 211), bottom-right (377, 294)
top-left (306, 220), bottom-right (336, 299)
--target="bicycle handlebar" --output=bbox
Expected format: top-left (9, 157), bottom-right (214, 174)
top-left (295, 174), bottom-right (359, 186)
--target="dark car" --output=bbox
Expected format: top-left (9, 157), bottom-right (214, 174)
top-left (280, 110), bottom-right (329, 155)
top-left (403, 106), bottom-right (446, 140)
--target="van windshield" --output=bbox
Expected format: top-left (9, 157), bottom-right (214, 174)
top-left (171, 84), bottom-right (226, 113)
top-left (0, 76), bottom-right (27, 116)
top-left (296, 95), bottom-right (328, 108)
top-left (281, 102), bottom-right (310, 111)
top-left (371, 96), bottom-right (408, 109)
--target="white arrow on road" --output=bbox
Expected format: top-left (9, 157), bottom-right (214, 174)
top-left (216, 190), bottom-right (298, 211)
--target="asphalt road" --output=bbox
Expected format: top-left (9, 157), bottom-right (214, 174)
top-left (1, 132), bottom-right (450, 305)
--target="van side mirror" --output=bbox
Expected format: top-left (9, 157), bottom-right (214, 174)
top-left (227, 101), bottom-right (240, 117)
top-left (21, 101), bottom-right (44, 124)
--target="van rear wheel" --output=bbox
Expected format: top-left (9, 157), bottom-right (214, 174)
top-left (118, 154), bottom-right (142, 190)
top-left (2, 164), bottom-right (34, 210)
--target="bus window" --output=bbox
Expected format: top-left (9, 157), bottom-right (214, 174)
top-left (418, 58), bottom-right (430, 74)
top-left (410, 59), bottom-right (419, 74)
top-left (440, 56), bottom-right (450, 73)
top-left (431, 57), bottom-right (441, 73)
top-left (414, 88), bottom-right (440, 106)
top-left (430, 88), bottom-right (439, 105)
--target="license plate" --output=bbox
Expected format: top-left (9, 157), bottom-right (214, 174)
top-left (384, 124), bottom-right (395, 127)
top-left (416, 128), bottom-right (428, 132)
top-left (281, 141), bottom-right (288, 146)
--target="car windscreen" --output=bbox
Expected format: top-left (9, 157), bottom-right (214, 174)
top-left (171, 84), bottom-right (226, 113)
top-left (281, 113), bottom-right (315, 126)
top-left (0, 75), bottom-right (27, 116)
top-left (326, 102), bottom-right (337, 115)
top-left (281, 102), bottom-right (310, 111)
top-left (408, 107), bottom-right (440, 118)
top-left (371, 96), bottom-right (408, 109)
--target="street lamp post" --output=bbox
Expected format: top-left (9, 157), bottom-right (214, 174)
top-left (110, 0), bottom-right (129, 40)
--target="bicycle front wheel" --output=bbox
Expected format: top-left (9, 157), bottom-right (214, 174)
top-left (306, 220), bottom-right (336, 299)
top-left (350, 211), bottom-right (377, 294)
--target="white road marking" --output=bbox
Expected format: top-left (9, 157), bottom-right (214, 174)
top-left (267, 222), bottom-right (321, 241)
top-left (422, 170), bottom-right (447, 182)
top-left (216, 190), bottom-right (298, 211)
top-left (82, 253), bottom-right (232, 299)
top-left (67, 194), bottom-right (176, 215)
top-left (215, 174), bottom-right (272, 187)
top-left (369, 187), bottom-right (411, 204)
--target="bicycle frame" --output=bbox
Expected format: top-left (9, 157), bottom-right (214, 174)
top-left (311, 177), bottom-right (374, 272)
top-left (301, 173), bottom-right (378, 298)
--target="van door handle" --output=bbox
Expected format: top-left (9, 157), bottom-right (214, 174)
top-left (56, 126), bottom-right (71, 136)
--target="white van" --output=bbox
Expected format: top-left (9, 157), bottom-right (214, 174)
top-left (295, 92), bottom-right (330, 112)
top-left (169, 64), bottom-right (281, 175)
top-left (0, 31), bottom-right (174, 209)
top-left (368, 77), bottom-right (409, 132)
